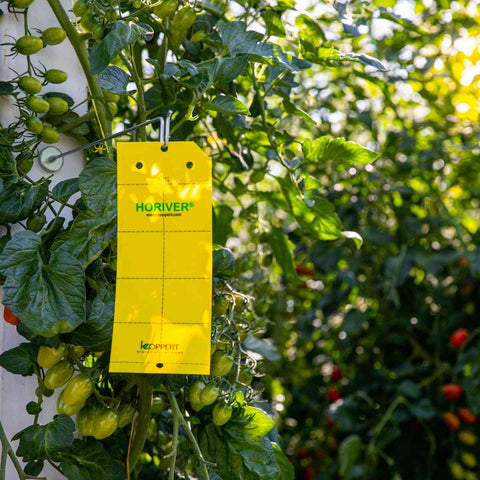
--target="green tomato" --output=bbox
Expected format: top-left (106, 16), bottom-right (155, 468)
top-left (80, 13), bottom-right (98, 32)
top-left (44, 360), bottom-right (74, 390)
top-left (40, 126), bottom-right (60, 144)
top-left (18, 76), bottom-right (42, 94)
top-left (461, 452), bottom-right (477, 468)
top-left (153, 0), bottom-right (178, 19)
top-left (91, 408), bottom-right (119, 440)
top-left (199, 384), bottom-right (220, 406)
top-left (45, 69), bottom-right (68, 84)
top-left (117, 404), bottom-right (136, 428)
top-left (107, 102), bottom-right (118, 117)
top-left (92, 24), bottom-right (105, 42)
top-left (132, 0), bottom-right (142, 8)
top-left (37, 344), bottom-right (66, 368)
top-left (11, 0), bottom-right (35, 8)
top-left (212, 402), bottom-right (233, 427)
top-left (25, 116), bottom-right (43, 135)
top-left (72, 0), bottom-right (88, 17)
top-left (237, 365), bottom-right (253, 385)
top-left (26, 212), bottom-right (47, 232)
top-left (211, 351), bottom-right (234, 377)
top-left (450, 461), bottom-right (465, 480)
top-left (62, 373), bottom-right (94, 406)
top-left (41, 27), bottom-right (66, 45)
top-left (188, 379), bottom-right (206, 405)
top-left (151, 395), bottom-right (166, 415)
top-left (76, 406), bottom-right (96, 436)
top-left (26, 96), bottom-right (50, 114)
top-left (57, 390), bottom-right (84, 416)
top-left (465, 472), bottom-right (478, 480)
top-left (15, 36), bottom-right (43, 55)
top-left (214, 298), bottom-right (230, 316)
top-left (46, 97), bottom-right (69, 116)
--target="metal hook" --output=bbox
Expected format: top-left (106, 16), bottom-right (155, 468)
top-left (38, 113), bottom-right (174, 172)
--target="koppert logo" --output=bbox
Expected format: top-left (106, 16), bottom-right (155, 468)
top-left (140, 341), bottom-right (180, 351)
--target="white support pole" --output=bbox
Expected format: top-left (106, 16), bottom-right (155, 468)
top-left (0, 1), bottom-right (88, 477)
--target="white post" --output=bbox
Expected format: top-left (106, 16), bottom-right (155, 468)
top-left (0, 1), bottom-right (88, 477)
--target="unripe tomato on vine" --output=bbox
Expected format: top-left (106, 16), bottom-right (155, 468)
top-left (443, 412), bottom-right (461, 430)
top-left (3, 306), bottom-right (20, 325)
top-left (442, 384), bottom-right (463, 401)
top-left (459, 431), bottom-right (478, 446)
top-left (450, 328), bottom-right (469, 348)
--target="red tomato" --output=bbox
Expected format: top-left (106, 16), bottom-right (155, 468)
top-left (297, 447), bottom-right (309, 459)
top-left (450, 329), bottom-right (468, 348)
top-left (314, 449), bottom-right (325, 460)
top-left (459, 408), bottom-right (478, 425)
top-left (303, 467), bottom-right (315, 480)
top-left (3, 307), bottom-right (20, 325)
top-left (327, 388), bottom-right (342, 403)
top-left (443, 412), bottom-right (461, 430)
top-left (326, 415), bottom-right (336, 428)
top-left (442, 384), bottom-right (463, 401)
top-left (331, 366), bottom-right (343, 382)
top-left (295, 264), bottom-right (315, 277)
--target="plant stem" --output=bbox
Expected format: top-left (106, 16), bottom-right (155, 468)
top-left (45, 0), bottom-right (110, 139)
top-left (119, 51), bottom-right (146, 141)
top-left (168, 395), bottom-right (180, 480)
top-left (166, 388), bottom-right (210, 480)
top-left (128, 376), bottom-right (153, 473)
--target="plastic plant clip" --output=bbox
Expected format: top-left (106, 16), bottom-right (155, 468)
top-left (109, 141), bottom-right (212, 374)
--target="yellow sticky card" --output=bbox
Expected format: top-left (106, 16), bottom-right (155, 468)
top-left (109, 142), bottom-right (212, 375)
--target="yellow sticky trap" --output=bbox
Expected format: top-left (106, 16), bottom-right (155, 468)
top-left (109, 142), bottom-right (212, 375)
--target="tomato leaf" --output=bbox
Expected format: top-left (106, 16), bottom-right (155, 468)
top-left (338, 435), bottom-right (362, 477)
top-left (0, 81), bottom-right (14, 95)
top-left (78, 157), bottom-right (116, 211)
top-left (52, 178), bottom-right (79, 202)
top-left (213, 245), bottom-right (235, 277)
top-left (272, 443), bottom-right (294, 480)
top-left (62, 284), bottom-right (114, 351)
top-left (303, 136), bottom-right (378, 166)
top-left (213, 205), bottom-right (234, 245)
top-left (243, 333), bottom-right (281, 362)
top-left (15, 415), bottom-right (75, 462)
top-left (242, 406), bottom-right (275, 440)
top-left (205, 95), bottom-right (250, 116)
top-left (0, 342), bottom-right (38, 376)
top-left (98, 65), bottom-right (129, 94)
top-left (0, 231), bottom-right (86, 336)
top-left (0, 179), bottom-right (49, 225)
top-left (60, 439), bottom-right (124, 480)
top-left (266, 227), bottom-right (299, 284)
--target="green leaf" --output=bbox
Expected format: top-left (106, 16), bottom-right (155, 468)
top-left (89, 21), bottom-right (145, 75)
top-left (303, 136), bottom-right (379, 166)
top-left (242, 406), bottom-right (275, 440)
top-left (342, 231), bottom-right (363, 249)
top-left (205, 95), bottom-right (250, 116)
top-left (52, 178), bottom-right (79, 202)
top-left (243, 333), bottom-right (281, 362)
top-left (98, 65), bottom-right (129, 94)
top-left (0, 179), bottom-right (49, 225)
top-left (0, 145), bottom-right (19, 181)
top-left (16, 415), bottom-right (75, 462)
top-left (213, 205), bottom-right (234, 245)
top-left (62, 284), bottom-right (114, 351)
top-left (52, 208), bottom-right (116, 268)
top-left (264, 9), bottom-right (286, 37)
top-left (267, 227), bottom-right (299, 284)
top-left (343, 52), bottom-right (387, 71)
top-left (409, 398), bottom-right (436, 420)
top-left (338, 435), bottom-right (363, 478)
top-left (0, 231), bottom-right (86, 336)
top-left (213, 56), bottom-right (249, 84)
top-left (397, 380), bottom-right (421, 399)
top-left (213, 245), bottom-right (235, 277)
top-left (0, 82), bottom-right (15, 95)
top-left (0, 343), bottom-right (38, 376)
top-left (60, 440), bottom-right (124, 480)
top-left (272, 443), bottom-right (294, 480)
top-left (282, 98), bottom-right (316, 124)
top-left (78, 157), bottom-right (116, 211)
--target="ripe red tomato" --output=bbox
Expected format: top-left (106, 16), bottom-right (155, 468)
top-left (443, 412), bottom-right (461, 430)
top-left (303, 466), bottom-right (315, 480)
top-left (442, 384), bottom-right (463, 401)
top-left (3, 307), bottom-right (20, 325)
top-left (331, 366), bottom-right (343, 382)
top-left (295, 264), bottom-right (315, 277)
top-left (450, 329), bottom-right (468, 348)
top-left (327, 388), bottom-right (342, 403)
top-left (326, 415), bottom-right (336, 428)
top-left (297, 447), bottom-right (309, 459)
top-left (314, 449), bottom-right (325, 460)
top-left (459, 408), bottom-right (478, 425)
